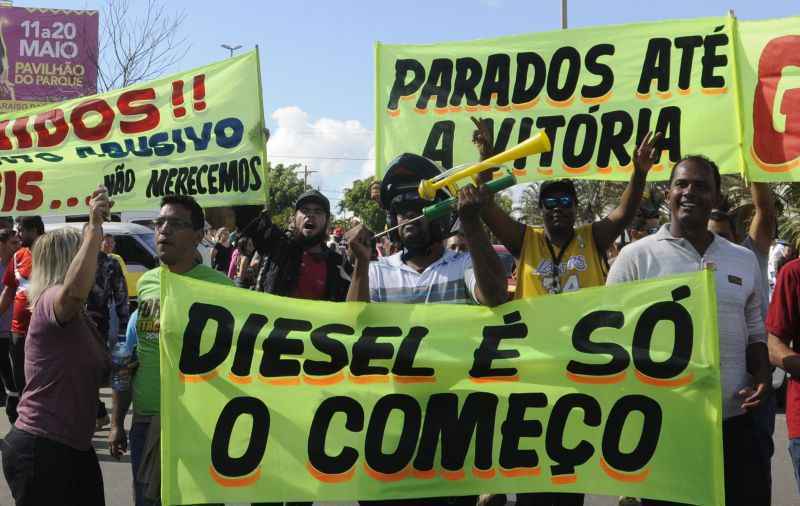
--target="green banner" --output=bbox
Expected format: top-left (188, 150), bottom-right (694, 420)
top-left (375, 14), bottom-right (800, 182)
top-left (0, 50), bottom-right (267, 215)
top-left (160, 270), bottom-right (724, 505)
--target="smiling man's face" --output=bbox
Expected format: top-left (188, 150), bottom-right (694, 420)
top-left (668, 159), bottom-right (719, 234)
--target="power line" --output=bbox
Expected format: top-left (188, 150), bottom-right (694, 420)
top-left (270, 154), bottom-right (374, 161)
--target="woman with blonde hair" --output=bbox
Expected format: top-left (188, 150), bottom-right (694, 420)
top-left (1, 187), bottom-right (112, 505)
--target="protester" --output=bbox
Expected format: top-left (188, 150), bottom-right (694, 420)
top-left (227, 235), bottom-right (243, 280)
top-left (767, 255), bottom-right (800, 494)
top-left (328, 226), bottom-right (346, 253)
top-left (210, 227), bottom-right (233, 273)
top-left (472, 120), bottom-right (661, 506)
top-left (0, 228), bottom-right (19, 419)
top-left (346, 152), bottom-right (508, 506)
top-left (475, 119), bottom-right (661, 301)
top-left (0, 215), bottom-right (44, 423)
top-left (108, 195), bottom-right (234, 506)
top-left (769, 239), bottom-right (798, 298)
top-left (239, 189), bottom-right (350, 301)
top-left (707, 181), bottom-right (777, 497)
top-left (86, 235), bottom-right (130, 430)
top-left (626, 202), bottom-right (661, 244)
top-left (86, 242), bottom-right (129, 344)
top-left (0, 187), bottom-right (112, 505)
top-left (447, 231), bottom-right (468, 252)
top-left (101, 233), bottom-right (128, 275)
top-left (232, 236), bottom-right (257, 288)
top-left (235, 190), bottom-right (353, 506)
top-left (607, 155), bottom-right (771, 505)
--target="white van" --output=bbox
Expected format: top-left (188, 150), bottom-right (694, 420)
top-left (44, 222), bottom-right (158, 303)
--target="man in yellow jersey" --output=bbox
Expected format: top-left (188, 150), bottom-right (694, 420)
top-left (475, 120), bottom-right (662, 301)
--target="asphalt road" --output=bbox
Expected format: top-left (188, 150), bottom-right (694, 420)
top-left (0, 389), bottom-right (797, 505)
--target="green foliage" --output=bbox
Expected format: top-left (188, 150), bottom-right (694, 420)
top-left (775, 182), bottom-right (800, 248)
top-left (265, 162), bottom-right (306, 226)
top-left (339, 177), bottom-right (387, 233)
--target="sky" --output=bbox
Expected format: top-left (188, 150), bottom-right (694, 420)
top-left (9, 0), bottom-right (800, 211)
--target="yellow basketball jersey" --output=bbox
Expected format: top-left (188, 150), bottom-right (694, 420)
top-left (515, 224), bottom-right (607, 299)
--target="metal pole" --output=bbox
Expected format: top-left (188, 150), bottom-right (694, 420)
top-left (561, 0), bottom-right (568, 29)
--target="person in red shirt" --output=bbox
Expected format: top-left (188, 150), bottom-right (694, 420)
top-left (240, 189), bottom-right (351, 302)
top-left (0, 216), bottom-right (43, 423)
top-left (767, 255), bottom-right (800, 493)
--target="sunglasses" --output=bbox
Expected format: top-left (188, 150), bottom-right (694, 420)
top-left (542, 196), bottom-right (574, 210)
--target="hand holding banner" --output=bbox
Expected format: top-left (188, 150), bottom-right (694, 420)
top-left (1, 49), bottom-right (267, 215)
top-left (160, 270), bottom-right (724, 505)
top-left (375, 14), bottom-right (800, 183)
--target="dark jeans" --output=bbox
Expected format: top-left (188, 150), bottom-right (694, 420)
top-left (516, 493), bottom-right (584, 506)
top-left (1, 427), bottom-right (104, 505)
top-left (0, 336), bottom-right (15, 418)
top-left (641, 413), bottom-right (769, 506)
top-left (7, 332), bottom-right (25, 423)
top-left (752, 388), bottom-right (776, 501)
top-left (130, 421), bottom-right (158, 506)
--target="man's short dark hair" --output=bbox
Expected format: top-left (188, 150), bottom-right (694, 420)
top-left (709, 209), bottom-right (735, 229)
top-left (160, 195), bottom-right (204, 230)
top-left (669, 155), bottom-right (721, 193)
top-left (18, 216), bottom-right (44, 235)
top-left (0, 228), bottom-right (14, 242)
top-left (103, 233), bottom-right (114, 239)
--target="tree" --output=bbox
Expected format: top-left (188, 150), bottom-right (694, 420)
top-left (339, 177), bottom-right (386, 233)
top-left (89, 0), bottom-right (189, 92)
top-left (266, 163), bottom-right (306, 226)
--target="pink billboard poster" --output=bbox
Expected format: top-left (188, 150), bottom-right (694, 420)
top-left (0, 5), bottom-right (98, 113)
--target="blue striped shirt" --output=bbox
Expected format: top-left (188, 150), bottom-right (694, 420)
top-left (368, 249), bottom-right (477, 304)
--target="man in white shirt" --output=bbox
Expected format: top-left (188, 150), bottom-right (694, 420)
top-left (606, 155), bottom-right (770, 506)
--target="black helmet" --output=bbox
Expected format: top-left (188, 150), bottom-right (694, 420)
top-left (380, 153), bottom-right (455, 243)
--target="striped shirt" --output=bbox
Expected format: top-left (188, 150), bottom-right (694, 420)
top-left (368, 249), bottom-right (478, 304)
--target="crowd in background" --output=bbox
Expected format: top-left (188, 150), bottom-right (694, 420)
top-left (0, 120), bottom-right (799, 506)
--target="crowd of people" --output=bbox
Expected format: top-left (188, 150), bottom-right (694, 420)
top-left (0, 119), bottom-right (798, 506)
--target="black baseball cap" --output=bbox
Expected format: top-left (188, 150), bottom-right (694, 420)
top-left (539, 179), bottom-right (577, 207)
top-left (295, 190), bottom-right (330, 215)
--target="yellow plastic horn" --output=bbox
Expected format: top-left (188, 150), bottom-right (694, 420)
top-left (418, 130), bottom-right (552, 200)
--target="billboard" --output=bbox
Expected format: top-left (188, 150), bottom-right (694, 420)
top-left (0, 4), bottom-right (99, 114)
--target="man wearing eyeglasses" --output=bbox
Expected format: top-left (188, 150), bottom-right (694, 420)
top-left (239, 189), bottom-right (351, 302)
top-left (474, 120), bottom-right (661, 302)
top-left (109, 195), bottom-right (234, 506)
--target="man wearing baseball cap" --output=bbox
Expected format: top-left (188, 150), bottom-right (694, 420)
top-left (474, 120), bottom-right (661, 301)
top-left (239, 188), bottom-right (350, 301)
top-left (472, 124), bottom-right (662, 506)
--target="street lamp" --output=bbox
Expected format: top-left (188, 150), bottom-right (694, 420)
top-left (221, 44), bottom-right (242, 58)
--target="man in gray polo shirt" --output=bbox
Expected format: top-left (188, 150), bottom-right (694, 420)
top-left (606, 155), bottom-right (770, 506)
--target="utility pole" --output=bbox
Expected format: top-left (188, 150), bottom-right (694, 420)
top-left (298, 164), bottom-right (318, 190)
top-left (561, 0), bottom-right (568, 29)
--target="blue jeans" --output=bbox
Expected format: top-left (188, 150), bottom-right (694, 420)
top-left (130, 421), bottom-right (158, 506)
top-left (789, 438), bottom-right (800, 495)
